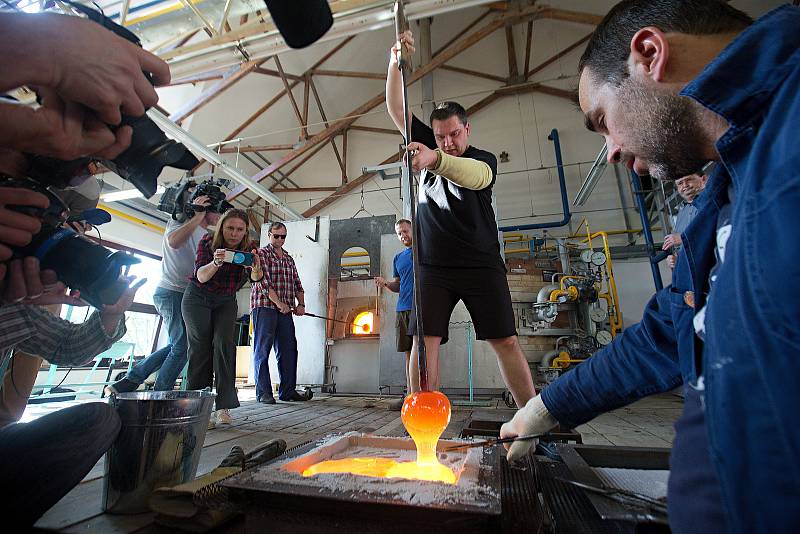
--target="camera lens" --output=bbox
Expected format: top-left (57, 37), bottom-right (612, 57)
top-left (34, 228), bottom-right (140, 308)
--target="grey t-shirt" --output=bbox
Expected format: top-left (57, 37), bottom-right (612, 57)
top-left (158, 219), bottom-right (208, 292)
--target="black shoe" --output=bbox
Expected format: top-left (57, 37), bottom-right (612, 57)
top-left (257, 395), bottom-right (276, 404)
top-left (279, 391), bottom-right (309, 402)
top-left (105, 377), bottom-right (138, 396)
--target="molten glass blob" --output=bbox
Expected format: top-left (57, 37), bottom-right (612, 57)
top-left (301, 391), bottom-right (456, 484)
top-left (352, 311), bottom-right (374, 335)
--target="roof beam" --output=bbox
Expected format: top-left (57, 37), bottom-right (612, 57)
top-left (218, 144), bottom-right (295, 153)
top-left (274, 56), bottom-right (307, 139)
top-left (310, 69), bottom-right (387, 80)
top-left (301, 79), bottom-right (572, 217)
top-left (347, 125), bottom-right (398, 136)
top-left (526, 33), bottom-right (592, 79)
top-left (439, 64), bottom-right (506, 83)
top-left (169, 57), bottom-right (268, 124)
top-left (505, 24), bottom-right (519, 79)
top-left (228, 7), bottom-right (530, 201)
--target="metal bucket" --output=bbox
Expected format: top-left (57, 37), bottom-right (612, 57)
top-left (102, 390), bottom-right (215, 514)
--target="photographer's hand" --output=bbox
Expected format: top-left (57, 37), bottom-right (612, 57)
top-left (0, 13), bottom-right (170, 126)
top-left (101, 276), bottom-right (147, 335)
top-left (0, 187), bottom-right (49, 262)
top-left (0, 92), bottom-right (132, 160)
top-left (0, 257), bottom-right (85, 305)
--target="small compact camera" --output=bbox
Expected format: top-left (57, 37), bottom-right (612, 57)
top-left (223, 250), bottom-right (254, 267)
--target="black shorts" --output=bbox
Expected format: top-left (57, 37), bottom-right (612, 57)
top-left (395, 310), bottom-right (413, 352)
top-left (408, 264), bottom-right (517, 345)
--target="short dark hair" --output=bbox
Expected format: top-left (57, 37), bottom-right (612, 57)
top-left (579, 0), bottom-right (752, 87)
top-left (269, 222), bottom-right (286, 233)
top-left (430, 101), bottom-right (468, 126)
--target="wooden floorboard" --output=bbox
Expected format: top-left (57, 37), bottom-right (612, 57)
top-left (36, 393), bottom-right (683, 532)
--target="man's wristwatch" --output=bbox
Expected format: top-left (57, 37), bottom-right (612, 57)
top-left (213, 259), bottom-right (223, 266)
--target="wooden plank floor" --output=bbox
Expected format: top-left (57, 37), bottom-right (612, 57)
top-left (35, 392), bottom-right (683, 532)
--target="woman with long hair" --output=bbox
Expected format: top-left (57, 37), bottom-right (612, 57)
top-left (183, 208), bottom-right (262, 426)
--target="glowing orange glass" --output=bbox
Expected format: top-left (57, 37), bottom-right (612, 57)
top-left (301, 391), bottom-right (456, 484)
top-left (352, 311), bottom-right (374, 335)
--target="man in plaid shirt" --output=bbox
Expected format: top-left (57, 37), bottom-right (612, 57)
top-left (250, 222), bottom-right (308, 403)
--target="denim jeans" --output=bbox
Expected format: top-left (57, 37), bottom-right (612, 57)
top-left (252, 307), bottom-right (298, 400)
top-left (126, 287), bottom-right (187, 391)
top-left (0, 402), bottom-right (121, 526)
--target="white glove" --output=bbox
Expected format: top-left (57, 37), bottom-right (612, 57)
top-left (500, 394), bottom-right (558, 462)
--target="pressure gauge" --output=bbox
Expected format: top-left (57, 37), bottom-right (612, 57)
top-left (580, 249), bottom-right (594, 263)
top-left (596, 330), bottom-right (613, 346)
top-left (591, 251), bottom-right (607, 266)
top-left (589, 308), bottom-right (608, 323)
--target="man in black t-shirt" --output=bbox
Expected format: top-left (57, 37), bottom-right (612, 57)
top-left (385, 31), bottom-right (536, 407)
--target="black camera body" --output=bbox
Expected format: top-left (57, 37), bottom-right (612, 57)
top-left (2, 177), bottom-right (140, 309)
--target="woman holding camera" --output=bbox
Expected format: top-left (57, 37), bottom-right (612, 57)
top-left (183, 208), bottom-right (261, 427)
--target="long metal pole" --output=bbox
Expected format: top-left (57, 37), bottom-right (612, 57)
top-left (629, 170), bottom-right (663, 291)
top-left (395, 1), bottom-right (428, 391)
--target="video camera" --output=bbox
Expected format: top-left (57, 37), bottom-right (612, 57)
top-left (158, 178), bottom-right (234, 222)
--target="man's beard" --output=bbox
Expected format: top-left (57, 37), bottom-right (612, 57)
top-left (618, 79), bottom-right (710, 181)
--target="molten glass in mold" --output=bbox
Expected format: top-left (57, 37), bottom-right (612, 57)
top-left (301, 391), bottom-right (455, 483)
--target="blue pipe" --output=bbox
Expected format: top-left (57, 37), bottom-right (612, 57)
top-left (499, 128), bottom-right (571, 232)
top-left (630, 171), bottom-right (663, 291)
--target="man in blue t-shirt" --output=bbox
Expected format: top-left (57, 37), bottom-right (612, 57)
top-left (375, 219), bottom-right (414, 403)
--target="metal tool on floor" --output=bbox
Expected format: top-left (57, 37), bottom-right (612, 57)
top-left (444, 433), bottom-right (549, 451)
top-left (554, 476), bottom-right (669, 516)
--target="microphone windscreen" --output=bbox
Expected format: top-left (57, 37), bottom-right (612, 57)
top-left (264, 0), bottom-right (333, 49)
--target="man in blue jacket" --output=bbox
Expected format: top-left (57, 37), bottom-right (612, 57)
top-left (500, 1), bottom-right (800, 532)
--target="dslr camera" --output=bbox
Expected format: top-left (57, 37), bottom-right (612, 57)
top-left (2, 3), bottom-right (200, 308)
top-left (158, 178), bottom-right (234, 222)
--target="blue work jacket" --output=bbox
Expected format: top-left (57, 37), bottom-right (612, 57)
top-left (541, 6), bottom-right (800, 532)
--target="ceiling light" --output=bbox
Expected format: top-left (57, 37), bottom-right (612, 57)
top-left (101, 185), bottom-right (165, 202)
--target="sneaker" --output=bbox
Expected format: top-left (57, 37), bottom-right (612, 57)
top-left (217, 409), bottom-right (232, 425)
top-left (104, 377), bottom-right (139, 396)
top-left (207, 412), bottom-right (217, 430)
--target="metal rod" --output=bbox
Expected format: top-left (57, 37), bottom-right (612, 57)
top-left (629, 170), bottom-right (663, 291)
top-left (395, 0), bottom-right (428, 391)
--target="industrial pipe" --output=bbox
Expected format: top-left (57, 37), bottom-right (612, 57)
top-left (629, 171), bottom-right (663, 291)
top-left (499, 128), bottom-right (571, 232)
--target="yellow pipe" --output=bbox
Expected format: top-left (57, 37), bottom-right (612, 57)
top-left (341, 262), bottom-right (370, 268)
top-left (586, 231), bottom-right (623, 335)
top-left (124, 0), bottom-right (206, 27)
top-left (98, 203), bottom-right (165, 234)
top-left (342, 251), bottom-right (369, 258)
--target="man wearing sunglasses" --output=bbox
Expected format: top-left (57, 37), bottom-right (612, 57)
top-left (250, 222), bottom-right (309, 403)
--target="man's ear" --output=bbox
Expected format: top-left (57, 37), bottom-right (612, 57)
top-left (464, 122), bottom-right (471, 137)
top-left (629, 26), bottom-right (669, 82)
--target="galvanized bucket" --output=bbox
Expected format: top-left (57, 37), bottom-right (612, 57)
top-left (102, 390), bottom-right (216, 514)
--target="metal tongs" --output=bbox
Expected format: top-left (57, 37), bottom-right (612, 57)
top-left (443, 433), bottom-right (548, 452)
top-left (554, 477), bottom-right (669, 516)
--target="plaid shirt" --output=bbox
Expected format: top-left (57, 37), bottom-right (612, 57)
top-left (190, 235), bottom-right (256, 296)
top-left (251, 244), bottom-right (304, 310)
top-left (0, 303), bottom-right (126, 388)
